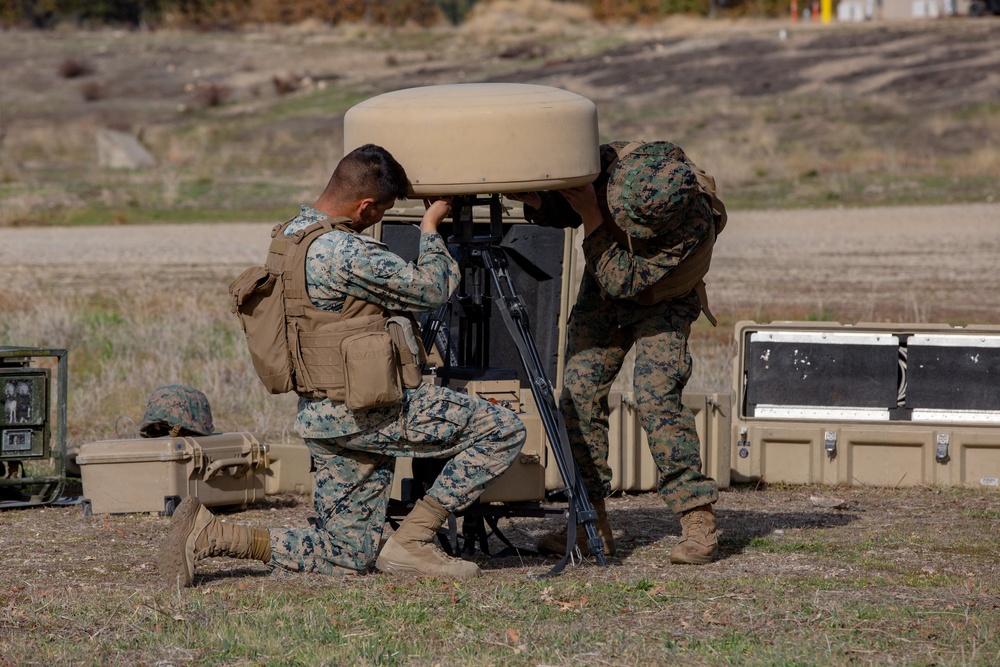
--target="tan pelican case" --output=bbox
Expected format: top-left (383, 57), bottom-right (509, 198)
top-left (389, 378), bottom-right (549, 504)
top-left (262, 441), bottom-right (314, 495)
top-left (730, 321), bottom-right (1000, 488)
top-left (77, 432), bottom-right (267, 515)
top-left (604, 391), bottom-right (732, 493)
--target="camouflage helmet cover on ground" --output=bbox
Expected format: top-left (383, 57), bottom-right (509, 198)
top-left (139, 384), bottom-right (215, 437)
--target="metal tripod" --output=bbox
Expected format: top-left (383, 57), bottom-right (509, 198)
top-left (441, 194), bottom-right (607, 575)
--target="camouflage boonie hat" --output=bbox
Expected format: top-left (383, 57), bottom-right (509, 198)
top-left (603, 140), bottom-right (700, 240)
top-left (139, 385), bottom-right (215, 438)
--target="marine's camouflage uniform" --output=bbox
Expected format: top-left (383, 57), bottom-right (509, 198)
top-left (524, 144), bottom-right (719, 515)
top-left (267, 206), bottom-right (526, 575)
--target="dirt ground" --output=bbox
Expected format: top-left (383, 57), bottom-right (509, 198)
top-left (2, 14), bottom-right (999, 662)
top-left (3, 200), bottom-right (999, 326)
top-left (3, 13), bottom-right (999, 124)
top-left (3, 9), bottom-right (1000, 206)
top-left (2, 478), bottom-right (999, 666)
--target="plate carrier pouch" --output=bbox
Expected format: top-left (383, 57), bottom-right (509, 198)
top-left (228, 216), bottom-right (425, 405)
top-left (602, 141), bottom-right (728, 325)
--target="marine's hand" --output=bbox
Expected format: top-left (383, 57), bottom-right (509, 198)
top-left (559, 185), bottom-right (604, 236)
top-left (505, 191), bottom-right (542, 209)
top-left (421, 197), bottom-right (452, 233)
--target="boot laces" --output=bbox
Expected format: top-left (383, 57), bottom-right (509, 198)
top-left (682, 510), bottom-right (712, 538)
top-left (420, 537), bottom-right (466, 563)
top-left (194, 536), bottom-right (220, 560)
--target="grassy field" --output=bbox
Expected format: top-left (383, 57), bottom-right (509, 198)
top-left (2, 216), bottom-right (998, 666)
top-left (1, 12), bottom-right (998, 227)
top-left (2, 484), bottom-right (998, 666)
top-left (2, 9), bottom-right (1000, 666)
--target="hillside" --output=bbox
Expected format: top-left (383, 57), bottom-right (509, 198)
top-left (1, 8), bottom-right (998, 225)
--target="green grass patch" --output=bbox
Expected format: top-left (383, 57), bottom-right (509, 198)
top-left (961, 507), bottom-right (1000, 520)
top-left (747, 537), bottom-right (828, 554)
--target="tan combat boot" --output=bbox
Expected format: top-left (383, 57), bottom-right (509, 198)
top-left (670, 503), bottom-right (718, 565)
top-left (159, 496), bottom-right (271, 588)
top-left (376, 497), bottom-right (480, 579)
top-left (537, 497), bottom-right (616, 557)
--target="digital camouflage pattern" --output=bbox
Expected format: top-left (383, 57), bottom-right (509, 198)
top-left (523, 144), bottom-right (713, 302)
top-left (138, 384), bottom-right (214, 437)
top-left (605, 140), bottom-right (702, 240)
top-left (270, 383), bottom-right (525, 573)
top-left (528, 140), bottom-right (719, 515)
top-left (286, 205), bottom-right (459, 438)
top-left (265, 206), bottom-right (525, 574)
top-left (561, 275), bottom-right (718, 514)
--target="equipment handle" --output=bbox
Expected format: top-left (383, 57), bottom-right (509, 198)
top-left (203, 457), bottom-right (250, 480)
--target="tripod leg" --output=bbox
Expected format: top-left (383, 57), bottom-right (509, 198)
top-left (479, 246), bottom-right (607, 574)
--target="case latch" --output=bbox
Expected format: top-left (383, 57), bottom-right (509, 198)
top-left (824, 431), bottom-right (837, 457)
top-left (935, 433), bottom-right (950, 463)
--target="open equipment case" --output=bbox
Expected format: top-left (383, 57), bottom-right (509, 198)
top-left (373, 197), bottom-right (732, 565)
top-left (731, 320), bottom-right (1000, 488)
top-left (0, 345), bottom-right (68, 508)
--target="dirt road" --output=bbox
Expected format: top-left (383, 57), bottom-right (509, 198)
top-left (712, 202), bottom-right (1000, 325)
top-left (4, 203), bottom-right (998, 326)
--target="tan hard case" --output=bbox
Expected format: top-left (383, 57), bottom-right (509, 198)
top-left (77, 432), bottom-right (267, 515)
top-left (538, 390), bottom-right (731, 494)
top-left (602, 391), bottom-right (732, 493)
top-left (730, 321), bottom-right (1000, 489)
top-left (389, 378), bottom-right (549, 504)
top-left (263, 441), bottom-right (314, 495)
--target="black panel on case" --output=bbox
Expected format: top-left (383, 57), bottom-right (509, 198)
top-left (380, 222), bottom-right (564, 389)
top-left (906, 344), bottom-right (1000, 411)
top-left (745, 340), bottom-right (898, 408)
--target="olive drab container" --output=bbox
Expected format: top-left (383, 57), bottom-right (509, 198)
top-left (77, 432), bottom-right (267, 515)
top-left (730, 321), bottom-right (1000, 488)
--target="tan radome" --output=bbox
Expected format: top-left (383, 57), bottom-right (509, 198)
top-left (343, 83), bottom-right (600, 196)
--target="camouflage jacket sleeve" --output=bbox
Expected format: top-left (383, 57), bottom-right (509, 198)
top-left (521, 191), bottom-right (583, 229)
top-left (309, 230), bottom-right (460, 312)
top-left (581, 208), bottom-right (711, 300)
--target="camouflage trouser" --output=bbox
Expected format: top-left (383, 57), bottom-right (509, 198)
top-left (561, 277), bottom-right (718, 514)
top-left (268, 382), bottom-right (525, 574)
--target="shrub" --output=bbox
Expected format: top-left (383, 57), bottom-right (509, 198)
top-left (80, 80), bottom-right (105, 101)
top-left (59, 58), bottom-right (93, 78)
top-left (194, 83), bottom-right (231, 107)
top-left (272, 74), bottom-right (298, 96)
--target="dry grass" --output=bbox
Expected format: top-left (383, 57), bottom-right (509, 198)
top-left (57, 57), bottom-right (92, 78)
top-left (1, 282), bottom-right (296, 448)
top-left (1, 11), bottom-right (1000, 666)
top-left (1, 13), bottom-right (998, 226)
top-left (1, 484), bottom-right (997, 666)
top-left (3, 212), bottom-right (1000, 667)
top-left (0, 264), bottom-right (729, 449)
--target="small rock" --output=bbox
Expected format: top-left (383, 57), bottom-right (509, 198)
top-left (809, 495), bottom-right (847, 509)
